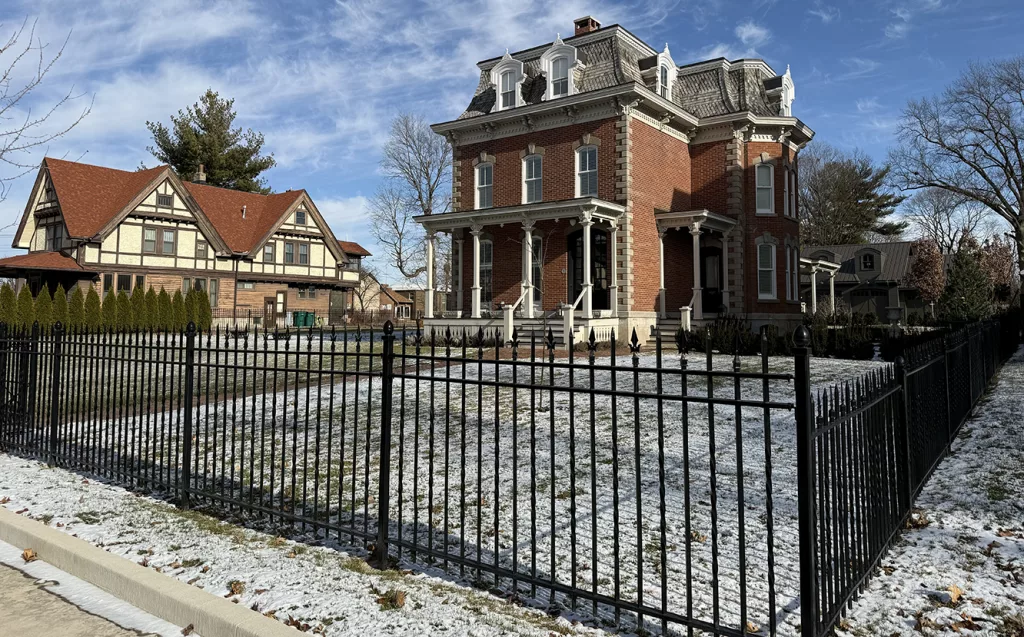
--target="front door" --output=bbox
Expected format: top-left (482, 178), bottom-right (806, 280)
top-left (701, 246), bottom-right (724, 314)
top-left (264, 297), bottom-right (276, 325)
top-left (567, 229), bottom-right (610, 311)
top-left (276, 291), bottom-right (287, 326)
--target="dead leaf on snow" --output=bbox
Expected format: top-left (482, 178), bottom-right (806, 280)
top-left (181, 624), bottom-right (194, 636)
top-left (947, 584), bottom-right (964, 606)
top-left (746, 620), bottom-right (761, 633)
top-left (997, 528), bottom-right (1019, 538)
top-left (21, 548), bottom-right (37, 563)
top-left (0, 496), bottom-right (10, 504)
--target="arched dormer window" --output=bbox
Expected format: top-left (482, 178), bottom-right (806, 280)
top-left (491, 51), bottom-right (524, 112)
top-left (540, 35), bottom-right (579, 101)
top-left (649, 44), bottom-right (677, 101)
top-left (780, 65), bottom-right (795, 116)
top-left (659, 65), bottom-right (669, 98)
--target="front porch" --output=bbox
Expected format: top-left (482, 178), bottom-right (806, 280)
top-left (0, 252), bottom-right (97, 296)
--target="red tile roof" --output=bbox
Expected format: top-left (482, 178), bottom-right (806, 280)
top-left (45, 158), bottom-right (166, 238)
top-left (380, 286), bottom-right (412, 305)
top-left (182, 181), bottom-right (304, 253)
top-left (0, 252), bottom-right (92, 272)
top-left (338, 240), bottom-right (371, 257)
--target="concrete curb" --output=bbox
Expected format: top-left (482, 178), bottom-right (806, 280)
top-left (0, 506), bottom-right (297, 637)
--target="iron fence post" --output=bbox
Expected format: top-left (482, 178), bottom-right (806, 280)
top-left (26, 322), bottom-right (39, 432)
top-left (894, 356), bottom-right (913, 508)
top-left (48, 322), bottom-right (64, 465)
top-left (0, 323), bottom-right (8, 439)
top-left (793, 325), bottom-right (818, 637)
top-left (372, 320), bottom-right (396, 568)
top-left (181, 322), bottom-right (196, 510)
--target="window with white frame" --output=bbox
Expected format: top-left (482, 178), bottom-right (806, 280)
top-left (577, 146), bottom-right (598, 197)
top-left (659, 65), bottom-right (669, 98)
top-left (757, 243), bottom-right (777, 300)
top-left (480, 240), bottom-right (493, 308)
top-left (792, 247), bottom-right (800, 302)
top-left (785, 246), bottom-right (792, 300)
top-left (790, 169), bottom-right (797, 217)
top-left (476, 163), bottom-right (493, 209)
top-left (500, 70), bottom-right (516, 109)
top-left (783, 168), bottom-right (790, 217)
top-left (551, 57), bottom-right (569, 98)
top-left (756, 164), bottom-right (774, 214)
top-left (524, 155), bottom-right (542, 203)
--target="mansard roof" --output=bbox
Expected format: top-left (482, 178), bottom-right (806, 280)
top-left (457, 24), bottom-right (789, 121)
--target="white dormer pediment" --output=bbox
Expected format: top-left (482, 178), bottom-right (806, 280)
top-left (781, 66), bottom-right (795, 116)
top-left (643, 44), bottom-right (677, 100)
top-left (540, 35), bottom-right (580, 101)
top-left (490, 51), bottom-right (525, 112)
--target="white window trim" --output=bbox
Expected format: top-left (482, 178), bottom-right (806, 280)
top-left (785, 245), bottom-right (792, 301)
top-left (652, 45), bottom-right (677, 101)
top-left (522, 154), bottom-right (542, 204)
top-left (755, 163), bottom-right (775, 216)
top-left (792, 247), bottom-right (800, 302)
top-left (783, 167), bottom-right (790, 217)
top-left (757, 241), bottom-right (777, 300)
top-left (475, 163), bottom-right (493, 210)
top-left (575, 145), bottom-right (598, 198)
top-left (490, 52), bottom-right (525, 112)
top-left (480, 239), bottom-right (494, 309)
top-left (790, 169), bottom-right (797, 218)
top-left (540, 36), bottom-right (578, 101)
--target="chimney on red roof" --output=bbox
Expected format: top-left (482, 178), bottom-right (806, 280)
top-left (241, 205), bottom-right (246, 219)
top-left (196, 163), bottom-right (206, 184)
top-left (574, 16), bottom-right (600, 36)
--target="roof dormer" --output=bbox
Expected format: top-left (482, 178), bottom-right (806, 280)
top-left (855, 246), bottom-right (882, 279)
top-left (490, 51), bottom-right (525, 112)
top-left (540, 35), bottom-right (579, 101)
top-left (640, 44), bottom-right (677, 101)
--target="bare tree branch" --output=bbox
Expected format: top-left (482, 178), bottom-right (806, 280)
top-left (902, 187), bottom-right (991, 253)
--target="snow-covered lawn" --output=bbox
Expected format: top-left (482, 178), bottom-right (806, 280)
top-left (840, 347), bottom-right (1024, 636)
top-left (2, 351), bottom-right (884, 636)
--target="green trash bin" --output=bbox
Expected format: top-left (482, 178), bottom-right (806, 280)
top-left (304, 311), bottom-right (315, 327)
top-left (293, 311), bottom-right (306, 328)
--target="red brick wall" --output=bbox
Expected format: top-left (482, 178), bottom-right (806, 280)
top-left (454, 119), bottom-right (619, 211)
top-left (690, 141), bottom-right (729, 214)
top-left (742, 141), bottom-right (801, 314)
top-left (629, 120), bottom-right (692, 312)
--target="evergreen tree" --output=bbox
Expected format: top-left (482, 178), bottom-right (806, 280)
top-left (171, 289), bottom-right (186, 330)
top-left (84, 288), bottom-right (102, 330)
top-left (0, 283), bottom-right (15, 326)
top-left (53, 284), bottom-right (69, 327)
top-left (196, 287), bottom-right (212, 330)
top-left (939, 238), bottom-right (993, 322)
top-left (130, 285), bottom-right (146, 328)
top-left (146, 89), bottom-right (276, 193)
top-left (69, 286), bottom-right (86, 329)
top-left (16, 286), bottom-right (34, 328)
top-left (145, 287), bottom-right (159, 331)
top-left (34, 287), bottom-right (53, 328)
top-left (157, 288), bottom-right (173, 331)
top-left (184, 287), bottom-right (199, 327)
top-left (101, 291), bottom-right (117, 329)
top-left (116, 290), bottom-right (132, 330)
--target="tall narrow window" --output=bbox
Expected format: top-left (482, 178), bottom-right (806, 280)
top-left (551, 57), bottom-right (569, 98)
top-left (264, 243), bottom-right (275, 263)
top-left (500, 70), bottom-right (516, 109)
top-left (756, 164), bottom-right (774, 214)
top-left (790, 170), bottom-right (797, 218)
top-left (285, 242), bottom-right (295, 264)
top-left (480, 239), bottom-right (493, 308)
top-left (659, 64), bottom-right (669, 98)
top-left (758, 243), bottom-right (777, 300)
top-left (531, 236), bottom-right (543, 311)
top-left (135, 275), bottom-right (145, 291)
top-left (162, 229), bottom-right (176, 255)
top-left (524, 155), bottom-right (542, 203)
top-left (117, 274), bottom-right (131, 292)
top-left (295, 209), bottom-right (306, 225)
top-left (209, 279), bottom-right (219, 307)
top-left (476, 163), bottom-right (493, 209)
top-left (143, 228), bottom-right (157, 253)
top-left (299, 243), bottom-right (309, 265)
top-left (197, 240), bottom-right (208, 259)
top-left (577, 146), bottom-right (598, 197)
top-left (792, 247), bottom-right (800, 302)
top-left (785, 246), bottom-right (792, 301)
top-left (783, 168), bottom-right (790, 217)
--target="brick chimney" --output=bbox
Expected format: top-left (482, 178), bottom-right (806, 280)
top-left (574, 16), bottom-right (600, 36)
top-left (196, 163), bottom-right (206, 184)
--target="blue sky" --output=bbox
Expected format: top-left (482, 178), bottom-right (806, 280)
top-left (1, 0), bottom-right (1022, 279)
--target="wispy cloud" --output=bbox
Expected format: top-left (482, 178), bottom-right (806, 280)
top-left (856, 97), bottom-right (881, 113)
top-left (808, 1), bottom-right (841, 24)
top-left (839, 57), bottom-right (882, 79)
top-left (735, 20), bottom-right (771, 47)
top-left (884, 0), bottom-right (945, 40)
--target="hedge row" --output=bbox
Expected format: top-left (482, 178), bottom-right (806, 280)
top-left (0, 283), bottom-right (212, 332)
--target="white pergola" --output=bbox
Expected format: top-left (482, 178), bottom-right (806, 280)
top-left (415, 198), bottom-right (627, 320)
top-left (800, 256), bottom-right (842, 314)
top-left (654, 209), bottom-right (738, 326)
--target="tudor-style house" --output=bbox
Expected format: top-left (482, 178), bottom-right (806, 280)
top-left (415, 16), bottom-right (813, 344)
top-left (0, 158), bottom-right (367, 326)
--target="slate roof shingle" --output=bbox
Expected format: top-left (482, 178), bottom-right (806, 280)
top-left (802, 242), bottom-right (918, 285)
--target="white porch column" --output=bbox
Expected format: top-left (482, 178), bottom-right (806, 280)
top-left (523, 219), bottom-right (535, 319)
top-left (425, 230), bottom-right (436, 319)
top-left (810, 267), bottom-right (819, 314)
top-left (455, 238), bottom-right (464, 315)
top-left (609, 221), bottom-right (619, 318)
top-left (581, 211), bottom-right (594, 319)
top-left (470, 226), bottom-right (482, 319)
top-left (690, 222), bottom-right (703, 321)
top-left (721, 233), bottom-right (731, 312)
top-left (829, 271), bottom-right (836, 315)
top-left (658, 228), bottom-right (667, 319)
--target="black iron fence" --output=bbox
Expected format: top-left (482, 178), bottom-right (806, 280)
top-left (0, 315), bottom-right (1017, 637)
top-left (793, 318), bottom-right (1016, 637)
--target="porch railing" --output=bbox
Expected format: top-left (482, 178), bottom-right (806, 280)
top-left (561, 287), bottom-right (588, 344)
top-left (501, 288), bottom-right (531, 345)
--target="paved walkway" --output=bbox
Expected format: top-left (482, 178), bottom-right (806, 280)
top-left (0, 540), bottom-right (187, 637)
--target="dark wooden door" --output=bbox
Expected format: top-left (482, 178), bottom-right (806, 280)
top-left (701, 246), bottom-right (724, 313)
top-left (567, 229), bottom-right (610, 311)
top-left (264, 297), bottom-right (276, 324)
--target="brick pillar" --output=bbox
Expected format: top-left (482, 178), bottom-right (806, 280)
top-left (725, 128), bottom-right (747, 314)
top-left (615, 105), bottom-right (634, 316)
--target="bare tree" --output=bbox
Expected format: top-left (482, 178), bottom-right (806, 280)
top-left (902, 187), bottom-right (990, 253)
top-left (889, 56), bottom-right (1024, 283)
top-left (368, 114), bottom-right (451, 282)
top-left (351, 265), bottom-right (381, 312)
top-left (1, 19), bottom-right (91, 205)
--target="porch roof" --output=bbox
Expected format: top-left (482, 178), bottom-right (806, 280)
top-left (0, 251), bottom-right (95, 274)
top-left (799, 256), bottom-right (841, 274)
top-left (655, 209), bottom-right (736, 233)
top-left (414, 197), bottom-right (626, 232)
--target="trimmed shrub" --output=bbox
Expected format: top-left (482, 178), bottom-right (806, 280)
top-left (84, 288), bottom-right (102, 330)
top-left (101, 291), bottom-right (117, 328)
top-left (116, 290), bottom-right (132, 330)
top-left (195, 287), bottom-right (212, 330)
top-left (130, 285), bottom-right (146, 329)
top-left (35, 287), bottom-right (54, 329)
top-left (69, 286), bottom-right (86, 329)
top-left (171, 289), bottom-right (186, 330)
top-left (0, 283), bottom-right (15, 326)
top-left (145, 287), bottom-right (158, 331)
top-left (157, 288), bottom-right (173, 331)
top-left (16, 285), bottom-right (34, 328)
top-left (184, 287), bottom-right (199, 327)
top-left (53, 284), bottom-right (69, 327)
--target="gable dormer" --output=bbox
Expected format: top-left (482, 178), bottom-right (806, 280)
top-left (855, 246), bottom-right (882, 280)
top-left (490, 52), bottom-right (525, 112)
top-left (540, 35), bottom-right (579, 101)
top-left (639, 44), bottom-right (677, 100)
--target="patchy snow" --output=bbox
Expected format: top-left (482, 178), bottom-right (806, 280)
top-left (840, 346), bottom-right (1024, 636)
